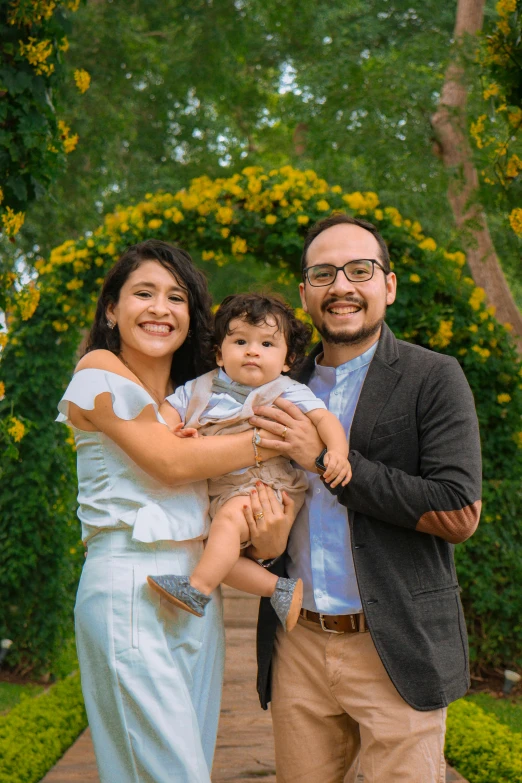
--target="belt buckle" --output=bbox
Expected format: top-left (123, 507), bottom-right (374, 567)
top-left (319, 613), bottom-right (345, 634)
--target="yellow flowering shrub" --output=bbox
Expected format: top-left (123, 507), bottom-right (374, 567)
top-left (1, 164), bottom-right (521, 678)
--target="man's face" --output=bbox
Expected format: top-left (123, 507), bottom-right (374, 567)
top-left (299, 224), bottom-right (397, 347)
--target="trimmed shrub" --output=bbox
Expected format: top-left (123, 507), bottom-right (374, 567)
top-left (446, 699), bottom-right (522, 783)
top-left (0, 672), bottom-right (87, 783)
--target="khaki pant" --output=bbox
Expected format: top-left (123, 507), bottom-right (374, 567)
top-left (271, 617), bottom-right (446, 783)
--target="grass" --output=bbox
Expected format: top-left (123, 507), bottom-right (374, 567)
top-left (0, 634), bottom-right (78, 716)
top-left (0, 683), bottom-right (44, 714)
top-left (465, 692), bottom-right (522, 734)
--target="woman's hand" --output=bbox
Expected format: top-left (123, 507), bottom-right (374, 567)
top-left (250, 397), bottom-right (325, 472)
top-left (242, 483), bottom-right (295, 560)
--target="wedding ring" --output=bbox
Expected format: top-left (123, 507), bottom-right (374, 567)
top-left (281, 426), bottom-right (288, 440)
top-left (254, 512), bottom-right (265, 521)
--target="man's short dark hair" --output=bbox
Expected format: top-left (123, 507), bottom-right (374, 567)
top-left (301, 213), bottom-right (391, 275)
top-left (214, 292), bottom-right (312, 371)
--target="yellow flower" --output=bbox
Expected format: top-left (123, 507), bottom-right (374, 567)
top-left (74, 69), bottom-right (91, 93)
top-left (231, 236), bottom-right (247, 255)
top-left (409, 273), bottom-right (421, 283)
top-left (470, 115), bottom-right (486, 149)
top-left (59, 37), bottom-right (70, 52)
top-left (19, 37), bottom-right (54, 76)
top-left (0, 187), bottom-right (3, 204)
top-left (66, 278), bottom-right (83, 291)
top-left (17, 284), bottom-right (40, 320)
top-left (469, 287), bottom-right (486, 311)
top-left (331, 185), bottom-right (342, 194)
top-left (443, 251), bottom-right (466, 267)
top-left (265, 214), bottom-right (277, 225)
top-left (0, 333), bottom-right (7, 349)
top-left (1, 207), bottom-right (25, 237)
top-left (374, 209), bottom-right (383, 221)
top-left (429, 320), bottom-right (453, 349)
top-left (468, 324), bottom-right (479, 333)
top-left (496, 0), bottom-right (516, 15)
top-left (52, 321), bottom-right (69, 332)
top-left (509, 208), bottom-right (522, 236)
top-left (8, 417), bottom-right (25, 442)
top-left (483, 83), bottom-right (499, 100)
top-left (497, 393), bottom-right (511, 404)
top-left (216, 206), bottom-right (234, 225)
top-left (418, 238), bottom-right (437, 252)
top-left (297, 215), bottom-right (310, 225)
top-left (513, 431), bottom-right (522, 448)
top-left (383, 206), bottom-right (402, 227)
top-left (221, 227), bottom-right (230, 238)
top-left (0, 381), bottom-right (5, 401)
top-left (316, 199), bottom-right (330, 212)
top-left (148, 219), bottom-right (162, 230)
top-left (471, 345), bottom-right (491, 361)
top-left (202, 251), bottom-right (215, 261)
top-left (506, 155), bottom-right (522, 178)
top-left (58, 120), bottom-right (79, 154)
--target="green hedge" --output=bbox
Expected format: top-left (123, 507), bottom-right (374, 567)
top-left (446, 699), bottom-right (522, 783)
top-left (0, 672), bottom-right (87, 783)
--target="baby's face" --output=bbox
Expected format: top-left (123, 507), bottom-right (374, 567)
top-left (216, 316), bottom-right (290, 387)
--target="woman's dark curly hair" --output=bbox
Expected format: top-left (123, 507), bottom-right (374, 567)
top-left (84, 240), bottom-right (215, 386)
top-left (214, 292), bottom-right (312, 374)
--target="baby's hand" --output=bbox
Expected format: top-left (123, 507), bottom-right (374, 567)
top-left (172, 423), bottom-right (199, 438)
top-left (322, 451), bottom-right (351, 488)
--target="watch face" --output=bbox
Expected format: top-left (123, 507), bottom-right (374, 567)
top-left (315, 449), bottom-right (327, 472)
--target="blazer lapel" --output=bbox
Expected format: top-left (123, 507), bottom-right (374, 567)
top-left (349, 324), bottom-right (402, 455)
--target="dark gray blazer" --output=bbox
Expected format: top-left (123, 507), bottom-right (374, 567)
top-left (256, 323), bottom-right (482, 712)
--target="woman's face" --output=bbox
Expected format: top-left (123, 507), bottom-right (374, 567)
top-left (106, 260), bottom-right (190, 360)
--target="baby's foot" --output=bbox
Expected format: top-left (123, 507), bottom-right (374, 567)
top-left (147, 575), bottom-right (211, 617)
top-left (270, 577), bottom-right (303, 632)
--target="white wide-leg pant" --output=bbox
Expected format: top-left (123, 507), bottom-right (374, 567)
top-left (75, 529), bottom-right (225, 783)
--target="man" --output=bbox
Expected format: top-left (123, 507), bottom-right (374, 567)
top-left (249, 214), bottom-right (482, 783)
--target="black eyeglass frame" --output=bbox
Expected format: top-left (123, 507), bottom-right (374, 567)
top-left (303, 259), bottom-right (388, 287)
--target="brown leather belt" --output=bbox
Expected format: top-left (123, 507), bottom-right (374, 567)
top-left (300, 608), bottom-right (368, 634)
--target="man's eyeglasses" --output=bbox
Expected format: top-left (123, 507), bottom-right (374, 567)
top-left (303, 259), bottom-right (387, 287)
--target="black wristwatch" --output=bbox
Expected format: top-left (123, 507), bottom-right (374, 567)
top-left (315, 447), bottom-right (328, 473)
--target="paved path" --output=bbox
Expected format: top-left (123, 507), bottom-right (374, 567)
top-left (42, 588), bottom-right (467, 782)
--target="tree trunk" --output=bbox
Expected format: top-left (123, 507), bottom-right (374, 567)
top-left (431, 0), bottom-right (522, 350)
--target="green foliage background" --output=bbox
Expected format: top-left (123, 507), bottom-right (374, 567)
top-left (0, 166), bottom-right (521, 674)
top-left (6, 0), bottom-right (521, 303)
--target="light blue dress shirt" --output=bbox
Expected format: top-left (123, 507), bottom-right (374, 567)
top-left (287, 342), bottom-right (378, 614)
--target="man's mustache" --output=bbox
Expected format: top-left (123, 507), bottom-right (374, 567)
top-left (321, 297), bottom-right (367, 313)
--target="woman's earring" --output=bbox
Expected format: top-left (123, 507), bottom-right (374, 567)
top-left (107, 319), bottom-right (115, 330)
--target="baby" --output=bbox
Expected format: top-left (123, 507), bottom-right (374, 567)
top-left (148, 293), bottom-right (350, 631)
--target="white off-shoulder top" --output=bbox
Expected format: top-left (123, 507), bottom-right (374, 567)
top-left (56, 369), bottom-right (210, 544)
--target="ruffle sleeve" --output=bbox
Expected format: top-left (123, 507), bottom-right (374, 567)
top-left (165, 379), bottom-right (194, 420)
top-left (56, 369), bottom-right (158, 425)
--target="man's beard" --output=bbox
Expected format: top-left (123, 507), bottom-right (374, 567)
top-left (316, 298), bottom-right (386, 346)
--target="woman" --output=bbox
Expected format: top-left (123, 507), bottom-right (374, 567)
top-left (56, 240), bottom-right (297, 783)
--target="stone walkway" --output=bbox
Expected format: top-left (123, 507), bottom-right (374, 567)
top-left (42, 588), bottom-right (467, 782)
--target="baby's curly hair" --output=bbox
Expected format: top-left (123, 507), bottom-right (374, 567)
top-left (214, 292), bottom-right (312, 373)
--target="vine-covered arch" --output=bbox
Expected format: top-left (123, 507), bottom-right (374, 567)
top-left (1, 165), bottom-right (521, 674)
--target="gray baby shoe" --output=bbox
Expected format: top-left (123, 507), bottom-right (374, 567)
top-left (147, 575), bottom-right (211, 617)
top-left (270, 577), bottom-right (303, 632)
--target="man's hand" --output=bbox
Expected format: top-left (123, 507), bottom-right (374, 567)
top-left (322, 451), bottom-right (352, 488)
top-left (242, 483), bottom-right (296, 560)
top-left (249, 397), bottom-right (325, 472)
